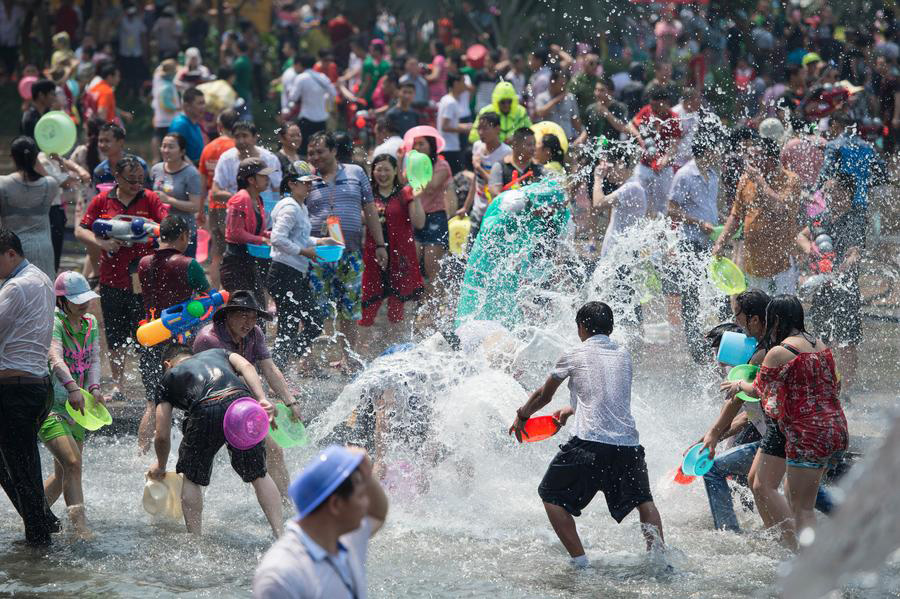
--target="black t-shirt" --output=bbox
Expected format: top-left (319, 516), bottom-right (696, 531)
top-left (583, 100), bottom-right (627, 140)
top-left (21, 107), bottom-right (41, 138)
top-left (157, 348), bottom-right (250, 411)
top-left (386, 107), bottom-right (421, 137)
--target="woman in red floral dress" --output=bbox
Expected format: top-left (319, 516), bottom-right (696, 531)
top-left (721, 295), bottom-right (848, 549)
top-left (358, 154), bottom-right (426, 344)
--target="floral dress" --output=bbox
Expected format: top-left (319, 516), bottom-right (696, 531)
top-left (753, 343), bottom-right (848, 464)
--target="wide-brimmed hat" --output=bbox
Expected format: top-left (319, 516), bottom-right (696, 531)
top-left (213, 289), bottom-right (273, 322)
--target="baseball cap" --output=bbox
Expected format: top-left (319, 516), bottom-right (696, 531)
top-left (237, 157), bottom-right (275, 180)
top-left (290, 160), bottom-right (321, 182)
top-left (802, 52), bottom-right (822, 66)
top-left (54, 271), bottom-right (100, 304)
top-left (289, 445), bottom-right (365, 518)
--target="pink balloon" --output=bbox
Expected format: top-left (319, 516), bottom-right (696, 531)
top-left (18, 76), bottom-right (38, 100)
top-left (402, 126), bottom-right (446, 154)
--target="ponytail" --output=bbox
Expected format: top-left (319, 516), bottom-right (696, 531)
top-left (11, 136), bottom-right (41, 182)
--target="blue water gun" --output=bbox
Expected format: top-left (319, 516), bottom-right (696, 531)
top-left (92, 215), bottom-right (160, 246)
top-left (136, 290), bottom-right (230, 347)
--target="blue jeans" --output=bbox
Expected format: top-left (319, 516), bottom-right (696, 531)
top-left (702, 441), bottom-right (834, 532)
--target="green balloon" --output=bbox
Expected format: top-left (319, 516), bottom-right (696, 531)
top-left (406, 150), bottom-right (433, 192)
top-left (34, 111), bottom-right (77, 155)
top-left (186, 300), bottom-right (205, 319)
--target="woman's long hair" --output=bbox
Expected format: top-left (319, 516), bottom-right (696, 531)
top-left (763, 294), bottom-right (816, 349)
top-left (11, 136), bottom-right (41, 182)
top-left (370, 153), bottom-right (401, 195)
top-left (85, 116), bottom-right (105, 174)
top-left (542, 133), bottom-right (566, 166)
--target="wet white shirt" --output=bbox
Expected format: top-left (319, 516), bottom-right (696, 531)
top-left (668, 158), bottom-right (719, 245)
top-left (253, 518), bottom-right (373, 599)
top-left (291, 70), bottom-right (337, 123)
top-left (213, 147), bottom-right (282, 195)
top-left (601, 176), bottom-right (647, 257)
top-left (0, 261), bottom-right (54, 376)
top-left (551, 334), bottom-right (639, 446)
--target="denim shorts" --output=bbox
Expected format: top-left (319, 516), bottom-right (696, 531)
top-left (414, 211), bottom-right (450, 248)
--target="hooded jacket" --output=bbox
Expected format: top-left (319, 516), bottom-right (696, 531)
top-left (468, 81), bottom-right (532, 143)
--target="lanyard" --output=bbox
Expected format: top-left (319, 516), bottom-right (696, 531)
top-left (0, 259), bottom-right (29, 292)
top-left (60, 314), bottom-right (94, 382)
top-left (324, 554), bottom-right (358, 599)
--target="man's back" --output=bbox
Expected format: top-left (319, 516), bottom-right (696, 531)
top-left (0, 262), bottom-right (54, 375)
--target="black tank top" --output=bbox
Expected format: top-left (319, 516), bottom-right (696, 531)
top-left (157, 348), bottom-right (250, 411)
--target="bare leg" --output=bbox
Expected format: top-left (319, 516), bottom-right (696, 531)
top-left (43, 435), bottom-right (92, 538)
top-left (636, 501), bottom-right (665, 550)
top-left (337, 317), bottom-right (359, 366)
top-left (137, 401), bottom-right (155, 454)
top-left (785, 465), bottom-right (826, 549)
top-left (265, 437), bottom-right (290, 500)
top-left (43, 456), bottom-right (65, 506)
top-left (181, 478), bottom-right (204, 534)
top-left (835, 344), bottom-right (859, 391)
top-left (543, 501), bottom-right (585, 558)
top-left (251, 474), bottom-right (284, 538)
top-left (749, 451), bottom-right (795, 548)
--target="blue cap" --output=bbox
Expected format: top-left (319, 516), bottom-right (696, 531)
top-left (290, 445), bottom-right (365, 518)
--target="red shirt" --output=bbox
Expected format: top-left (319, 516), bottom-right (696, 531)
top-left (224, 189), bottom-right (269, 245)
top-left (314, 62), bottom-right (340, 83)
top-left (198, 136), bottom-right (235, 209)
top-left (80, 188), bottom-right (169, 291)
top-left (632, 105), bottom-right (682, 170)
top-left (88, 80), bottom-right (117, 123)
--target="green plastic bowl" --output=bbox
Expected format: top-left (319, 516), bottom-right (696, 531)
top-left (268, 403), bottom-right (309, 448)
top-left (65, 388), bottom-right (112, 431)
top-left (708, 257), bottom-right (747, 295)
top-left (727, 364), bottom-right (760, 402)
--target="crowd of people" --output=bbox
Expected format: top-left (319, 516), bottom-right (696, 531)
top-left (1, 0), bottom-right (898, 595)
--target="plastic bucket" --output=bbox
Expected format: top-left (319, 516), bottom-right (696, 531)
top-left (65, 389), bottom-right (112, 431)
top-left (708, 257), bottom-right (747, 295)
top-left (223, 397), bottom-right (270, 450)
top-left (448, 216), bottom-right (471, 255)
top-left (141, 472), bottom-right (183, 519)
top-left (315, 244), bottom-right (344, 262)
top-left (673, 466), bottom-right (696, 485)
top-left (682, 443), bottom-right (713, 477)
top-left (195, 229), bottom-right (211, 263)
top-left (727, 364), bottom-right (760, 402)
top-left (268, 403), bottom-right (309, 449)
top-left (247, 243), bottom-right (271, 259)
top-left (521, 415), bottom-right (560, 442)
top-left (34, 111), bottom-right (77, 155)
top-left (717, 331), bottom-right (758, 366)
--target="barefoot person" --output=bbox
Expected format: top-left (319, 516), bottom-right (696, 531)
top-left (148, 344), bottom-right (283, 537)
top-left (42, 272), bottom-right (106, 539)
top-left (253, 445), bottom-right (388, 598)
top-left (509, 301), bottom-right (664, 567)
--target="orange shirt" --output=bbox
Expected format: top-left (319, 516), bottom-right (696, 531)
top-left (732, 169), bottom-right (802, 277)
top-left (198, 136), bottom-right (235, 209)
top-left (89, 80), bottom-right (116, 123)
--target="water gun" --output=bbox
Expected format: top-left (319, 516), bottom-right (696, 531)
top-left (502, 170), bottom-right (533, 191)
top-left (810, 228), bottom-right (835, 274)
top-left (136, 290), bottom-right (230, 347)
top-left (92, 215), bottom-right (160, 246)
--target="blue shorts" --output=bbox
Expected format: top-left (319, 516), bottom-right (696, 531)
top-left (414, 211), bottom-right (450, 248)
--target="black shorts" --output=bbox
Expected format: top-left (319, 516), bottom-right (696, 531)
top-left (99, 285), bottom-right (144, 351)
top-left (810, 281), bottom-right (862, 346)
top-left (442, 150), bottom-right (465, 174)
top-left (176, 396), bottom-right (267, 486)
top-left (414, 211), bottom-right (450, 248)
top-left (538, 437), bottom-right (654, 522)
top-left (759, 417), bottom-right (787, 459)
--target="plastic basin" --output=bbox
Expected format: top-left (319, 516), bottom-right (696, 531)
top-left (708, 257), bottom-right (747, 295)
top-left (727, 364), bottom-right (760, 402)
top-left (682, 443), bottom-right (714, 477)
top-left (65, 388), bottom-right (112, 431)
top-left (315, 244), bottom-right (344, 262)
top-left (223, 397), bottom-right (269, 450)
top-left (717, 331), bottom-right (758, 366)
top-left (268, 404), bottom-right (309, 449)
top-left (247, 243), bottom-right (271, 259)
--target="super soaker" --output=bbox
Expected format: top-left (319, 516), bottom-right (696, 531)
top-left (92, 215), bottom-right (160, 246)
top-left (136, 290), bottom-right (230, 347)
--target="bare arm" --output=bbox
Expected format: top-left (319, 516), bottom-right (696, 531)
top-left (409, 194), bottom-right (426, 229)
top-left (211, 181), bottom-right (232, 204)
top-left (228, 352), bottom-right (274, 419)
top-left (159, 191), bottom-right (203, 213)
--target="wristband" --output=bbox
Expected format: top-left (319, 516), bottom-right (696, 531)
top-left (376, 244), bottom-right (386, 249)
top-left (63, 380), bottom-right (77, 390)
top-left (88, 384), bottom-right (101, 392)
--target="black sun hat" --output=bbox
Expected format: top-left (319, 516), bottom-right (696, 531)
top-left (213, 289), bottom-right (274, 322)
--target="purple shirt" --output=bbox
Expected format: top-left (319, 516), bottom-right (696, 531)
top-left (192, 319), bottom-right (271, 364)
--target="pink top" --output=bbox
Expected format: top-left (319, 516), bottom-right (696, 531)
top-left (225, 189), bottom-right (270, 245)
top-left (415, 157), bottom-right (452, 214)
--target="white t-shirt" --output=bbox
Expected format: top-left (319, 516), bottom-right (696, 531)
top-left (371, 136), bottom-right (403, 161)
top-left (253, 518), bottom-right (373, 599)
top-left (437, 93), bottom-right (462, 152)
top-left (291, 70), bottom-right (336, 122)
top-left (280, 65), bottom-right (301, 113)
top-left (212, 146), bottom-right (282, 194)
top-left (671, 104), bottom-right (698, 169)
top-left (601, 177), bottom-right (647, 257)
top-left (551, 334), bottom-right (639, 446)
top-left (470, 141), bottom-right (511, 220)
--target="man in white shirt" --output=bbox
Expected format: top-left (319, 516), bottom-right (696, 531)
top-left (671, 88), bottom-right (702, 171)
top-left (280, 58), bottom-right (304, 117)
top-left (289, 54), bottom-right (336, 157)
top-left (253, 445), bottom-right (388, 599)
top-left (370, 116), bottom-right (403, 161)
top-left (510, 302), bottom-right (664, 568)
top-left (0, 229), bottom-right (59, 547)
top-left (458, 112), bottom-right (511, 246)
top-left (211, 121), bottom-right (282, 203)
top-left (437, 73), bottom-right (471, 173)
top-left (667, 136), bottom-right (723, 363)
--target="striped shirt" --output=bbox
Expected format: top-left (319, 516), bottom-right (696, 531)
top-left (307, 163), bottom-right (374, 252)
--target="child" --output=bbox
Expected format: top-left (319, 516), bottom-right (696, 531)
top-left (359, 154), bottom-right (425, 347)
top-left (509, 301), bottom-right (664, 567)
top-left (148, 345), bottom-right (282, 537)
top-left (42, 272), bottom-right (105, 539)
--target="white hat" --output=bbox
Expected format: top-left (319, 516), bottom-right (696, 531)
top-left (759, 117), bottom-right (785, 142)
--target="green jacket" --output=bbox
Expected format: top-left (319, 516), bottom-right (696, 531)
top-left (468, 81), bottom-right (532, 143)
